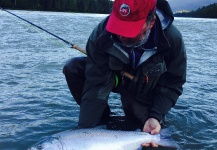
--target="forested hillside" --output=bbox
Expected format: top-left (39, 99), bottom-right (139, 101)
top-left (174, 3), bottom-right (217, 18)
top-left (0, 0), bottom-right (113, 14)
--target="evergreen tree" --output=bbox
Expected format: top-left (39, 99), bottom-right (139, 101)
top-left (0, 0), bottom-right (113, 14)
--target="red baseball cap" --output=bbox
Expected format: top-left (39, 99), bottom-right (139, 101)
top-left (106, 0), bottom-right (156, 38)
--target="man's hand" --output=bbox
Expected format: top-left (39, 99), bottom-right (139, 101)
top-left (141, 118), bottom-right (161, 147)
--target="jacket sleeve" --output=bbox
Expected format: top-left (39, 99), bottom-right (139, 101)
top-left (78, 17), bottom-right (114, 127)
top-left (149, 25), bottom-right (187, 121)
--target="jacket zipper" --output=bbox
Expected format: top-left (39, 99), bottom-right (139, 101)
top-left (131, 49), bottom-right (135, 69)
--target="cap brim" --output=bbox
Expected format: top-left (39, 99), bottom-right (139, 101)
top-left (106, 12), bottom-right (146, 38)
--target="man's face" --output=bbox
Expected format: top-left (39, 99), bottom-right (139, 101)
top-left (117, 18), bottom-right (155, 47)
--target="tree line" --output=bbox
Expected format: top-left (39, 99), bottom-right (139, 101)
top-left (0, 0), bottom-right (113, 14)
top-left (174, 3), bottom-right (217, 18)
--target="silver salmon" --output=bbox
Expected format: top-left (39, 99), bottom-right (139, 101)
top-left (28, 128), bottom-right (179, 150)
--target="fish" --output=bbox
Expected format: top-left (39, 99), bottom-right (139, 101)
top-left (28, 128), bottom-right (179, 150)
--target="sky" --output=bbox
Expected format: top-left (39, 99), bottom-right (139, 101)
top-left (110, 0), bottom-right (217, 12)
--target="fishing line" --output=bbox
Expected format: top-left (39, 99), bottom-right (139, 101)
top-left (0, 7), bottom-right (137, 82)
top-left (2, 10), bottom-right (69, 50)
top-left (0, 7), bottom-right (86, 54)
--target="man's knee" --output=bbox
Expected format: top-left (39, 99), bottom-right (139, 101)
top-left (63, 57), bottom-right (86, 75)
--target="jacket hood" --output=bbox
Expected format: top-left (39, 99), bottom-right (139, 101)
top-left (156, 0), bottom-right (174, 30)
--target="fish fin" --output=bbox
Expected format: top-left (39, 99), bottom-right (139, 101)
top-left (159, 127), bottom-right (174, 138)
top-left (157, 138), bottom-right (180, 149)
top-left (134, 128), bottom-right (141, 132)
top-left (157, 128), bottom-right (179, 149)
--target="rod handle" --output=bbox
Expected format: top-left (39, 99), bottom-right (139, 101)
top-left (121, 71), bottom-right (138, 82)
top-left (71, 46), bottom-right (137, 82)
top-left (72, 45), bottom-right (87, 55)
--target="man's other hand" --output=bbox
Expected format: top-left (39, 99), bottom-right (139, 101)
top-left (141, 118), bottom-right (161, 147)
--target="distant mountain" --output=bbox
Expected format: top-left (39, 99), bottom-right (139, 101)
top-left (167, 0), bottom-right (217, 12)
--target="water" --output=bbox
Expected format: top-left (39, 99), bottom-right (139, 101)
top-left (0, 10), bottom-right (217, 150)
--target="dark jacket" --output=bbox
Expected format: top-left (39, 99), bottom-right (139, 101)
top-left (79, 0), bottom-right (186, 127)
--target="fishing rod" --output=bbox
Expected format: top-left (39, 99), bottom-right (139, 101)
top-left (0, 7), bottom-right (86, 55)
top-left (1, 7), bottom-right (137, 82)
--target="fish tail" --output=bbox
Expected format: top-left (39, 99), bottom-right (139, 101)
top-left (157, 138), bottom-right (180, 149)
top-left (157, 128), bottom-right (180, 149)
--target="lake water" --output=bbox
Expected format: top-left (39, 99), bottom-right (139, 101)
top-left (0, 10), bottom-right (217, 150)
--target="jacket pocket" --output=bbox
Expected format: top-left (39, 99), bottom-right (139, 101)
top-left (137, 61), bottom-right (167, 104)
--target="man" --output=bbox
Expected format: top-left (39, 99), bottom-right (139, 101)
top-left (63, 0), bottom-right (186, 147)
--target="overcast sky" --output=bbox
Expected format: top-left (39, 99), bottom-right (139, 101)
top-left (110, 0), bottom-right (217, 12)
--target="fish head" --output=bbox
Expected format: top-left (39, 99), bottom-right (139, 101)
top-left (28, 137), bottom-right (63, 150)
